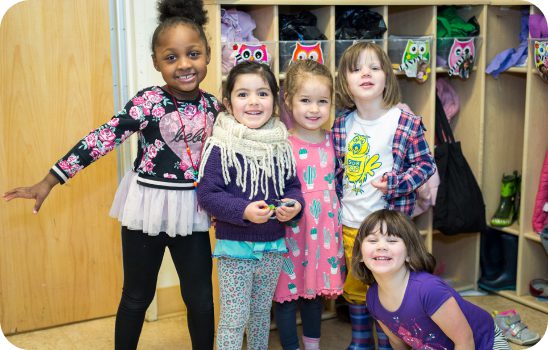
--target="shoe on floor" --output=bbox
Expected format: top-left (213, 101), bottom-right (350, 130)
top-left (494, 309), bottom-right (540, 346)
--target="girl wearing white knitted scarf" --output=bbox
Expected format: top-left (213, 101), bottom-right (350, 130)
top-left (198, 111), bottom-right (296, 200)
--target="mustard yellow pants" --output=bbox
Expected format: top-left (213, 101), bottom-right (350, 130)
top-left (342, 225), bottom-right (369, 304)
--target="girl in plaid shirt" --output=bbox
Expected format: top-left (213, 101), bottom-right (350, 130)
top-left (333, 42), bottom-right (436, 350)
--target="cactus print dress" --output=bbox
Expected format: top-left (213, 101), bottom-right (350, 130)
top-left (273, 133), bottom-right (345, 303)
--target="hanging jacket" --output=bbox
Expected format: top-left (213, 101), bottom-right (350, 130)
top-left (532, 150), bottom-right (548, 233)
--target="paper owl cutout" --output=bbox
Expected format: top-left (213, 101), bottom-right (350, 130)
top-left (399, 39), bottom-right (430, 80)
top-left (534, 40), bottom-right (548, 82)
top-left (291, 42), bottom-right (324, 64)
top-left (448, 38), bottom-right (475, 79)
top-left (233, 43), bottom-right (270, 65)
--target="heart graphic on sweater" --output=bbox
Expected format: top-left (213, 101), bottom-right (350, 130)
top-left (159, 111), bottom-right (208, 171)
top-left (159, 111), bottom-right (187, 161)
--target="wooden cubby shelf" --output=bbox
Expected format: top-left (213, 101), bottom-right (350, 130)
top-left (202, 1), bottom-right (548, 314)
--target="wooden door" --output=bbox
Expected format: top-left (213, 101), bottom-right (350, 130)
top-left (0, 0), bottom-right (122, 333)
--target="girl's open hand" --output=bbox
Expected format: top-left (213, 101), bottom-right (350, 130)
top-left (275, 198), bottom-right (302, 222)
top-left (3, 173), bottom-right (59, 213)
top-left (371, 174), bottom-right (388, 194)
top-left (243, 200), bottom-right (274, 224)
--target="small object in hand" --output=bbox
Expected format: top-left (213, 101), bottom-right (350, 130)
top-left (268, 204), bottom-right (276, 210)
top-left (275, 199), bottom-right (296, 208)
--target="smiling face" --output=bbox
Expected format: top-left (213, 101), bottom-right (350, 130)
top-left (224, 73), bottom-right (274, 129)
top-left (346, 49), bottom-right (386, 106)
top-left (152, 24), bottom-right (210, 100)
top-left (289, 75), bottom-right (332, 132)
top-left (360, 223), bottom-right (409, 278)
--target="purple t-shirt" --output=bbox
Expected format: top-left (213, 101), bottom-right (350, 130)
top-left (366, 271), bottom-right (494, 350)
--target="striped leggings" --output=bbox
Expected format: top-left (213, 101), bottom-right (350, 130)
top-left (493, 323), bottom-right (511, 350)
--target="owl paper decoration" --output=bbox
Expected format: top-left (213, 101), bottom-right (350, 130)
top-left (291, 42), bottom-right (324, 64)
top-left (233, 43), bottom-right (270, 66)
top-left (399, 39), bottom-right (431, 79)
top-left (534, 40), bottom-right (548, 82)
top-left (447, 38), bottom-right (475, 79)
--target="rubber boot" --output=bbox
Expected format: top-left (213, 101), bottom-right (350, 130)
top-left (478, 227), bottom-right (504, 286)
top-left (490, 171), bottom-right (518, 227)
top-left (479, 233), bottom-right (518, 291)
top-left (347, 304), bottom-right (374, 350)
top-left (513, 173), bottom-right (521, 224)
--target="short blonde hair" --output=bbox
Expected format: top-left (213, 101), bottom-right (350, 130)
top-left (283, 59), bottom-right (333, 110)
top-left (335, 42), bottom-right (401, 110)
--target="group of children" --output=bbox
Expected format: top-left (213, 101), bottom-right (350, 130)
top-left (3, 0), bottom-right (512, 349)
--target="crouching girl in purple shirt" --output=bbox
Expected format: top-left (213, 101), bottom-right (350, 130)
top-left (352, 209), bottom-right (510, 350)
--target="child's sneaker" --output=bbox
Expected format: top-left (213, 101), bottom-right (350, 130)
top-left (494, 309), bottom-right (540, 346)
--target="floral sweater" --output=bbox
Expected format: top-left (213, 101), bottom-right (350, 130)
top-left (50, 86), bottom-right (220, 189)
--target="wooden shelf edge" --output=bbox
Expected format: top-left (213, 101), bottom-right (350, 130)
top-left (487, 223), bottom-right (520, 236)
top-left (524, 231), bottom-right (542, 243)
top-left (506, 66), bottom-right (528, 73)
top-left (493, 290), bottom-right (548, 314)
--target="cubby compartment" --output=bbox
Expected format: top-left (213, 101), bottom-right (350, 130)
top-left (432, 233), bottom-right (480, 291)
top-left (396, 76), bottom-right (436, 134)
top-left (507, 238), bottom-right (548, 313)
top-left (388, 36), bottom-right (433, 79)
top-left (221, 41), bottom-right (277, 75)
top-left (436, 37), bottom-right (482, 78)
top-left (387, 5), bottom-right (435, 37)
top-left (334, 5), bottom-right (386, 67)
top-left (483, 73), bottom-right (526, 235)
top-left (485, 5), bottom-right (529, 71)
top-left (279, 40), bottom-right (332, 73)
top-left (220, 5), bottom-right (277, 76)
top-left (520, 57), bottom-right (548, 238)
top-left (437, 75), bottom-right (484, 178)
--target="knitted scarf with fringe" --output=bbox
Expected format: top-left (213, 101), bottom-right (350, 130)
top-left (198, 112), bottom-right (296, 200)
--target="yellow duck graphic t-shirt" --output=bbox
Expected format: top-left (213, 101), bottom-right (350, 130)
top-left (341, 107), bottom-right (400, 228)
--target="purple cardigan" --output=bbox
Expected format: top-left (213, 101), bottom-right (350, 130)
top-left (197, 146), bottom-right (304, 242)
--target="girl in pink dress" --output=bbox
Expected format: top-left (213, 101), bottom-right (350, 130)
top-left (273, 60), bottom-right (345, 350)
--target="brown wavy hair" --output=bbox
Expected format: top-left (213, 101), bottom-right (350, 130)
top-left (351, 209), bottom-right (436, 285)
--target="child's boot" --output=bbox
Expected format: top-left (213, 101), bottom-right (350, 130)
top-left (513, 172), bottom-right (521, 223)
top-left (490, 172), bottom-right (518, 227)
top-left (494, 309), bottom-right (540, 346)
top-left (375, 321), bottom-right (392, 350)
top-left (347, 304), bottom-right (374, 350)
top-left (478, 227), bottom-right (503, 285)
top-left (479, 233), bottom-right (518, 291)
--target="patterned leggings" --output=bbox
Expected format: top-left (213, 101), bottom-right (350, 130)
top-left (216, 253), bottom-right (283, 350)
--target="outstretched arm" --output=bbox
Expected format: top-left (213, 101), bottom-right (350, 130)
top-left (3, 173), bottom-right (60, 213)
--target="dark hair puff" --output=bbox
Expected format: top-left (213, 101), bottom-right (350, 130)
top-left (157, 0), bottom-right (208, 26)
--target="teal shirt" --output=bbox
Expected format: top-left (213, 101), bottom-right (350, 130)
top-left (213, 238), bottom-right (287, 260)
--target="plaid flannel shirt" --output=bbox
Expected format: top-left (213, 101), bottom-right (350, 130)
top-left (333, 108), bottom-right (436, 216)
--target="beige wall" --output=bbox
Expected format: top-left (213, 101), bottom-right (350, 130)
top-left (0, 0), bottom-right (122, 333)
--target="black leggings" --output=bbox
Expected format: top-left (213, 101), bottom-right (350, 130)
top-left (115, 227), bottom-right (214, 350)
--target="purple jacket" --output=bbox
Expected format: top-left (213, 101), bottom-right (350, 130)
top-left (198, 146), bottom-right (304, 242)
